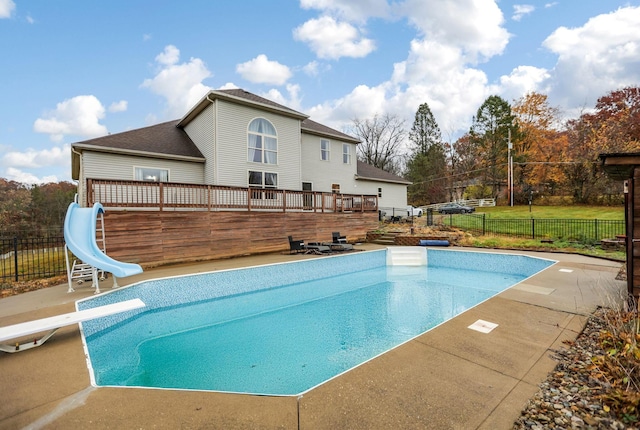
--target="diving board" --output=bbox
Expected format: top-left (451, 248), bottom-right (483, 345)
top-left (0, 298), bottom-right (145, 353)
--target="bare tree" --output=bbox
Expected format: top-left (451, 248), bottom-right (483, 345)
top-left (350, 113), bottom-right (406, 175)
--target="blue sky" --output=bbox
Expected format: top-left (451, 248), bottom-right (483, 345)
top-left (1, 0), bottom-right (639, 184)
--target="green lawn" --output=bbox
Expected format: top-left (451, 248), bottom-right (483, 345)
top-left (476, 205), bottom-right (624, 220)
top-left (427, 204), bottom-right (627, 261)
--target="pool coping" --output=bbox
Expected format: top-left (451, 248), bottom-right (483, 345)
top-left (0, 245), bottom-right (627, 429)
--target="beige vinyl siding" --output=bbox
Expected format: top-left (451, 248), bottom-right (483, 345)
top-left (216, 100), bottom-right (301, 189)
top-left (356, 179), bottom-right (407, 208)
top-left (82, 152), bottom-right (204, 184)
top-left (300, 133), bottom-right (357, 193)
top-left (183, 103), bottom-right (215, 184)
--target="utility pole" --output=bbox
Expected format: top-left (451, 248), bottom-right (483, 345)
top-left (508, 129), bottom-right (513, 207)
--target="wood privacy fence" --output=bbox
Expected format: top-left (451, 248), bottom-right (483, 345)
top-left (98, 210), bottom-right (378, 267)
top-left (86, 179), bottom-right (378, 213)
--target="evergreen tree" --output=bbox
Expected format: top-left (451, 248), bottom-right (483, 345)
top-left (469, 95), bottom-right (518, 201)
top-left (405, 103), bottom-right (447, 204)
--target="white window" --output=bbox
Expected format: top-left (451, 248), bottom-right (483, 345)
top-left (320, 139), bottom-right (330, 161)
top-left (378, 187), bottom-right (382, 197)
top-left (249, 171), bottom-right (278, 199)
top-left (248, 118), bottom-right (277, 164)
top-left (134, 167), bottom-right (168, 182)
top-left (331, 183), bottom-right (341, 194)
top-left (342, 144), bottom-right (351, 164)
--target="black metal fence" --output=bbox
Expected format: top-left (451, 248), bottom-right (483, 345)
top-left (436, 213), bottom-right (625, 242)
top-left (0, 233), bottom-right (68, 283)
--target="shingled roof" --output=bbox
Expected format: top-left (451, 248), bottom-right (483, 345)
top-left (356, 160), bottom-right (411, 185)
top-left (73, 120), bottom-right (204, 159)
top-left (71, 120), bottom-right (204, 180)
top-left (301, 118), bottom-right (360, 144)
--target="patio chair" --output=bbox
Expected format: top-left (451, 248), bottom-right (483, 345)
top-left (305, 242), bottom-right (332, 254)
top-left (332, 232), bottom-right (348, 244)
top-left (330, 232), bottom-right (354, 251)
top-left (288, 236), bottom-right (306, 254)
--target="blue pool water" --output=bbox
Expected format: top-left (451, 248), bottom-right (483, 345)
top-left (78, 249), bottom-right (555, 395)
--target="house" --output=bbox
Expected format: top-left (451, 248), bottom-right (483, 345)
top-left (69, 89), bottom-right (409, 266)
top-left (71, 88), bottom-right (409, 210)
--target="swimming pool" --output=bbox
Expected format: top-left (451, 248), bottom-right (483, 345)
top-left (77, 248), bottom-right (555, 396)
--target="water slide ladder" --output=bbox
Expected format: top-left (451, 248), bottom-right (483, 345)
top-left (386, 246), bottom-right (427, 266)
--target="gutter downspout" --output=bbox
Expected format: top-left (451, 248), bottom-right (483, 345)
top-left (206, 93), bottom-right (218, 186)
top-left (71, 146), bottom-right (84, 207)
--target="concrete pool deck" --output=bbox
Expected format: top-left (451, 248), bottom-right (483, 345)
top-left (0, 245), bottom-right (627, 429)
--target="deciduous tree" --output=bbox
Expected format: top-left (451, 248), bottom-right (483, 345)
top-left (351, 113), bottom-right (406, 175)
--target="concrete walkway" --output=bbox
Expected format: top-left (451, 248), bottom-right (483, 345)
top-left (0, 246), bottom-right (627, 429)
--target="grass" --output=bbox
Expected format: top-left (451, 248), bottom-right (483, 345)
top-left (476, 205), bottom-right (624, 220)
top-left (412, 205), bottom-right (628, 261)
top-left (459, 235), bottom-right (626, 261)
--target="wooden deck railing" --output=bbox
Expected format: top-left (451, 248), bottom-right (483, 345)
top-left (86, 179), bottom-right (378, 213)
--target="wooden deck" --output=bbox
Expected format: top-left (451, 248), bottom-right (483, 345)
top-left (86, 179), bottom-right (378, 213)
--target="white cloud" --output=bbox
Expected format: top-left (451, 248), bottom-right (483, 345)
top-left (141, 45), bottom-right (212, 119)
top-left (293, 16), bottom-right (376, 60)
top-left (262, 84), bottom-right (303, 111)
top-left (400, 0), bottom-right (510, 64)
top-left (218, 82), bottom-right (240, 90)
top-left (299, 0), bottom-right (391, 22)
top-left (155, 45), bottom-right (180, 66)
top-left (512, 5), bottom-right (535, 22)
top-left (108, 100), bottom-right (128, 113)
top-left (2, 144), bottom-right (70, 169)
top-left (33, 95), bottom-right (108, 142)
top-left (236, 55), bottom-right (292, 85)
top-left (302, 61), bottom-right (319, 77)
top-left (499, 66), bottom-right (551, 101)
top-left (1, 144), bottom-right (71, 184)
top-left (542, 6), bottom-right (640, 108)
top-left (0, 0), bottom-right (15, 18)
top-left (4, 167), bottom-right (59, 185)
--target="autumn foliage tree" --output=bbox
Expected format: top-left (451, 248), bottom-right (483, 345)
top-left (512, 92), bottom-right (567, 202)
top-left (560, 87), bottom-right (640, 203)
top-left (0, 179), bottom-right (76, 236)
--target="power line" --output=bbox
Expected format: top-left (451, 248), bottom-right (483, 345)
top-left (411, 160), bottom-right (599, 185)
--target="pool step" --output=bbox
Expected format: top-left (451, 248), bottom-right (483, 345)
top-left (386, 246), bottom-right (427, 266)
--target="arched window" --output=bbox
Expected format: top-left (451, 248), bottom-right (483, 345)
top-left (248, 118), bottom-right (277, 164)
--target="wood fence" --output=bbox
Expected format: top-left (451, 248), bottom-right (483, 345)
top-left (102, 210), bottom-right (378, 267)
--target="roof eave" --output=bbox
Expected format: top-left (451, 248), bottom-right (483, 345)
top-left (355, 175), bottom-right (412, 185)
top-left (302, 128), bottom-right (360, 144)
top-left (72, 144), bottom-right (206, 163)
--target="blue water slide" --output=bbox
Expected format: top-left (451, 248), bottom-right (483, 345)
top-left (64, 202), bottom-right (143, 278)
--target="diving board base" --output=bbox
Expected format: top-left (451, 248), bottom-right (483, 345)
top-left (0, 328), bottom-right (59, 353)
top-left (0, 298), bottom-right (145, 353)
